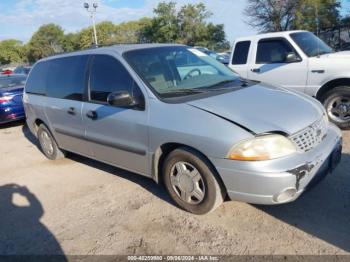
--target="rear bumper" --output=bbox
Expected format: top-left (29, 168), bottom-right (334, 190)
top-left (0, 106), bottom-right (25, 124)
top-left (211, 123), bottom-right (342, 205)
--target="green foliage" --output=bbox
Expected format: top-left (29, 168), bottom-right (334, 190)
top-left (26, 24), bottom-right (65, 62)
top-left (245, 0), bottom-right (342, 33)
top-left (178, 3), bottom-right (212, 45)
top-left (142, 1), bottom-right (179, 43)
top-left (294, 0), bottom-right (341, 32)
top-left (245, 0), bottom-right (299, 32)
top-left (0, 39), bottom-right (25, 65)
top-left (0, 2), bottom-right (229, 65)
top-left (143, 1), bottom-right (227, 50)
top-left (114, 18), bottom-right (152, 44)
top-left (62, 33), bottom-right (80, 52)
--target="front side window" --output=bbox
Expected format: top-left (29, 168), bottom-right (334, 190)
top-left (256, 39), bottom-right (299, 64)
top-left (25, 62), bottom-right (49, 95)
top-left (47, 55), bottom-right (88, 101)
top-left (124, 46), bottom-right (240, 99)
top-left (89, 55), bottom-right (136, 103)
top-left (232, 41), bottom-right (251, 65)
top-left (290, 32), bottom-right (333, 57)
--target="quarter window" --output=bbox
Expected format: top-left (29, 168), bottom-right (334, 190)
top-left (25, 62), bottom-right (49, 95)
top-left (47, 55), bottom-right (88, 101)
top-left (256, 39), bottom-right (299, 64)
top-left (89, 55), bottom-right (135, 103)
top-left (232, 41), bottom-right (251, 65)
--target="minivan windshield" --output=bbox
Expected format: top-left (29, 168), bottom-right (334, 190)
top-left (124, 46), bottom-right (240, 98)
top-left (290, 32), bottom-right (333, 57)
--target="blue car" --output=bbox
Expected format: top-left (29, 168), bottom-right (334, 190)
top-left (0, 74), bottom-right (27, 124)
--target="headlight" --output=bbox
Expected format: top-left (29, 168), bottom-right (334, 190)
top-left (228, 134), bottom-right (297, 161)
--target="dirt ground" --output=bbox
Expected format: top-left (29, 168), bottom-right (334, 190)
top-left (0, 122), bottom-right (349, 256)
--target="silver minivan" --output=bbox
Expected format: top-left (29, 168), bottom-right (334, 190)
top-left (24, 44), bottom-right (342, 214)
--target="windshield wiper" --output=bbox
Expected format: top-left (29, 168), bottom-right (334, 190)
top-left (200, 79), bottom-right (240, 91)
top-left (161, 88), bottom-right (206, 97)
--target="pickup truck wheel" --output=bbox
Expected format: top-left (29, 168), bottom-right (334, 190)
top-left (323, 86), bottom-right (350, 129)
top-left (37, 124), bottom-right (66, 160)
top-left (163, 147), bottom-right (225, 215)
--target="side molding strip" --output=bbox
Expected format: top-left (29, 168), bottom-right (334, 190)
top-left (55, 128), bottom-right (147, 156)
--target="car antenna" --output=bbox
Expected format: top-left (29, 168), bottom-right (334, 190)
top-left (316, 5), bottom-right (321, 58)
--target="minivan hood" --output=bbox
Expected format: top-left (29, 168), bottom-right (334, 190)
top-left (187, 84), bottom-right (323, 135)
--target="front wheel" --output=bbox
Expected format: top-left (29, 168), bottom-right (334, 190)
top-left (322, 86), bottom-right (350, 129)
top-left (163, 148), bottom-right (225, 215)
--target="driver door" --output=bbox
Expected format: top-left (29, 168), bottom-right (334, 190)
top-left (247, 38), bottom-right (308, 92)
top-left (82, 55), bottom-right (149, 175)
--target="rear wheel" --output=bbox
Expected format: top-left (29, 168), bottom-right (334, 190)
top-left (163, 147), bottom-right (225, 214)
top-left (322, 86), bottom-right (350, 129)
top-left (37, 124), bottom-right (66, 160)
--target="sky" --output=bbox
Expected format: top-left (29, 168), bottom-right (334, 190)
top-left (0, 0), bottom-right (349, 43)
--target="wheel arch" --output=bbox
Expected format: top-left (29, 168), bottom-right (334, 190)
top-left (316, 78), bottom-right (350, 101)
top-left (152, 142), bottom-right (227, 195)
top-left (29, 118), bottom-right (46, 136)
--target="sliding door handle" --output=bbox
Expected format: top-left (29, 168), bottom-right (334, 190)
top-left (251, 68), bottom-right (261, 73)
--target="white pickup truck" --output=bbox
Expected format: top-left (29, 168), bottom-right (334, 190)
top-left (229, 30), bottom-right (350, 129)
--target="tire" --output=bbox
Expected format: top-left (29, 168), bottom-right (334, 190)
top-left (322, 86), bottom-right (350, 129)
top-left (37, 124), bottom-right (66, 160)
top-left (162, 147), bottom-right (225, 215)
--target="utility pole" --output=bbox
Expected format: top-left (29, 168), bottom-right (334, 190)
top-left (84, 2), bottom-right (98, 47)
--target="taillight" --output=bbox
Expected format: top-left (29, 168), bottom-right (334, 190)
top-left (0, 96), bottom-right (13, 103)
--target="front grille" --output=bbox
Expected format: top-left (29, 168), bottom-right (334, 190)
top-left (290, 115), bottom-right (328, 152)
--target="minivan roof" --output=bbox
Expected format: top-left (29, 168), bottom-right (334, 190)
top-left (40, 43), bottom-right (186, 62)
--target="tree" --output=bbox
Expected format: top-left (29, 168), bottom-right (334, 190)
top-left (78, 21), bottom-right (116, 49)
top-left (205, 23), bottom-right (230, 51)
top-left (245, 0), bottom-right (341, 32)
top-left (142, 1), bottom-right (228, 50)
top-left (178, 3), bottom-right (212, 45)
top-left (112, 19), bottom-right (151, 43)
top-left (294, 0), bottom-right (341, 32)
top-left (26, 24), bottom-right (65, 62)
top-left (62, 33), bottom-right (80, 52)
top-left (0, 40), bottom-right (25, 65)
top-left (244, 0), bottom-right (300, 32)
top-left (142, 1), bottom-right (179, 43)
top-left (0, 2), bottom-right (229, 64)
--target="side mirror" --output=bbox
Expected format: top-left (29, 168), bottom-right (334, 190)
top-left (285, 52), bottom-right (301, 63)
top-left (107, 91), bottom-right (136, 108)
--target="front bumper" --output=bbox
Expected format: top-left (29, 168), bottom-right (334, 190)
top-left (211, 123), bottom-right (342, 205)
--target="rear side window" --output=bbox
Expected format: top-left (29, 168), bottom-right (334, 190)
top-left (256, 39), bottom-right (297, 64)
top-left (25, 62), bottom-right (49, 95)
top-left (47, 55), bottom-right (88, 101)
top-left (232, 41), bottom-right (251, 65)
top-left (89, 55), bottom-right (134, 103)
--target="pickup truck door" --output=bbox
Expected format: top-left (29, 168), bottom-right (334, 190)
top-left (229, 40), bottom-right (251, 79)
top-left (247, 38), bottom-right (308, 92)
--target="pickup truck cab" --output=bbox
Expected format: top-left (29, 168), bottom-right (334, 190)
top-left (229, 30), bottom-right (350, 129)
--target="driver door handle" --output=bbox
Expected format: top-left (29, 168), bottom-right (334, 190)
top-left (67, 107), bottom-right (76, 115)
top-left (251, 68), bottom-right (261, 73)
top-left (86, 110), bottom-right (98, 120)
